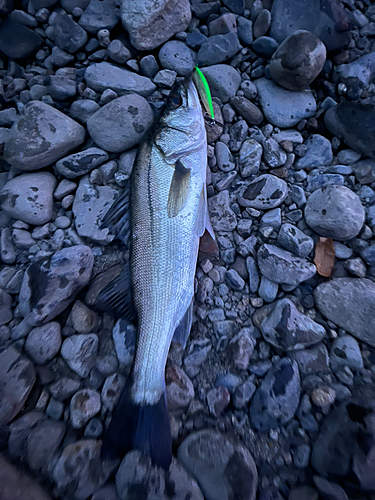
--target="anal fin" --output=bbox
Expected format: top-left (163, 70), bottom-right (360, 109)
top-left (172, 298), bottom-right (193, 349)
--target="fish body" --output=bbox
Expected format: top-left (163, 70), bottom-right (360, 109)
top-left (100, 78), bottom-right (212, 468)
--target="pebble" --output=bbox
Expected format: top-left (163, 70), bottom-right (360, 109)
top-left (48, 9), bottom-right (88, 53)
top-left (260, 298), bottom-right (325, 350)
top-left (0, 17), bottom-right (42, 59)
top-left (277, 223), bottom-right (314, 258)
top-left (230, 96), bottom-right (263, 125)
top-left (0, 228), bottom-right (16, 264)
top-left (78, 0), bottom-right (119, 34)
top-left (295, 134), bottom-right (333, 169)
top-left (61, 334), bottom-right (98, 378)
top-left (313, 477), bottom-right (349, 500)
top-left (4, 101), bottom-right (85, 171)
top-left (25, 321), bottom-right (61, 365)
top-left (0, 347), bottom-right (35, 425)
top-left (166, 364), bottom-right (194, 411)
top-left (229, 120), bottom-right (248, 152)
top-left (207, 386), bottom-right (230, 417)
top-left (121, 0), bottom-right (191, 51)
top-left (250, 358), bottom-right (300, 431)
top-left (69, 99), bottom-right (100, 124)
top-left (106, 39), bottom-right (131, 64)
top-left (202, 65), bottom-right (241, 103)
top-left (215, 141), bottom-right (235, 172)
top-left (269, 30), bottom-right (326, 91)
top-left (46, 75), bottom-right (76, 100)
top-left (263, 137), bottom-right (287, 167)
top-left (315, 278), bottom-right (375, 348)
top-left (252, 36), bottom-right (279, 58)
top-left (112, 317), bottom-right (136, 367)
top-left (258, 276), bottom-right (278, 302)
top-left (238, 139), bottom-right (262, 177)
top-left (178, 430), bottom-right (258, 500)
top-left (290, 343), bottom-right (329, 375)
top-left (330, 335), bottom-right (363, 371)
top-left (19, 245), bottom-right (93, 326)
top-left (70, 389), bottom-right (101, 428)
top-left (87, 94), bottom-right (154, 153)
top-left (70, 300), bottom-right (99, 334)
top-left (50, 377), bottom-right (81, 401)
top-left (304, 185), bottom-right (365, 241)
top-left (56, 148), bottom-right (108, 178)
top-left (253, 9), bottom-right (271, 38)
top-left (228, 328), bottom-right (256, 370)
top-left (209, 13), bottom-right (237, 36)
top-left (237, 16), bottom-right (253, 45)
top-left (255, 78), bottom-right (316, 128)
top-left (336, 52), bottom-right (375, 100)
top-left (159, 40), bottom-right (196, 76)
top-left (238, 174), bottom-right (288, 210)
top-left (208, 190), bottom-right (237, 231)
top-left (153, 69), bottom-right (177, 88)
top-left (257, 243), bottom-right (316, 287)
top-left (197, 33), bottom-right (242, 66)
top-left (311, 386), bottom-right (336, 408)
top-left (27, 420), bottom-right (65, 471)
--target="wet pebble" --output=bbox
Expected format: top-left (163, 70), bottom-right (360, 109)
top-left (70, 389), bottom-right (101, 428)
top-left (61, 334), bottom-right (98, 378)
top-left (25, 321), bottom-right (62, 365)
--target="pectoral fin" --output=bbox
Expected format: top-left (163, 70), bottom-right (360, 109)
top-left (167, 159), bottom-right (191, 218)
top-left (100, 184), bottom-right (131, 246)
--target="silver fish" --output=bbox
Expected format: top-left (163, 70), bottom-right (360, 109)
top-left (100, 77), bottom-right (214, 468)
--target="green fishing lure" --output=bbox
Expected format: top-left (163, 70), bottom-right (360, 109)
top-left (193, 66), bottom-right (215, 121)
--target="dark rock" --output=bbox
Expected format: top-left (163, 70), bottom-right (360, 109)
top-left (159, 40), bottom-right (196, 76)
top-left (166, 364), bottom-right (194, 411)
top-left (79, 0), bottom-right (119, 34)
top-left (336, 52), bottom-right (375, 100)
top-left (277, 223), bottom-right (314, 258)
top-left (230, 96), bottom-right (263, 125)
top-left (0, 17), bottom-right (42, 59)
top-left (197, 33), bottom-right (241, 66)
top-left (222, 0), bottom-right (244, 15)
top-left (289, 343), bottom-right (330, 375)
top-left (313, 476), bottom-right (349, 500)
top-left (252, 36), bottom-right (278, 58)
top-left (56, 148), bottom-right (108, 179)
top-left (49, 9), bottom-right (88, 53)
top-left (202, 65), bottom-right (241, 104)
top-left (27, 420), bottom-right (65, 471)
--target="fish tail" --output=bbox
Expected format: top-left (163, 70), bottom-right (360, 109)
top-left (101, 377), bottom-right (172, 469)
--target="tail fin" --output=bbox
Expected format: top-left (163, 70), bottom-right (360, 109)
top-left (101, 378), bottom-right (172, 470)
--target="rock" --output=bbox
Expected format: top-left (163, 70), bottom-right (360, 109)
top-left (25, 322), bottom-right (61, 365)
top-left (250, 358), bottom-right (300, 431)
top-left (53, 440), bottom-right (114, 500)
top-left (229, 120), bottom-right (248, 152)
top-left (263, 137), bottom-right (287, 168)
top-left (56, 147), bottom-right (108, 179)
top-left (215, 142), bottom-right (235, 172)
top-left (252, 36), bottom-right (279, 58)
top-left (85, 62), bottom-right (156, 98)
top-left (208, 190), bottom-right (237, 231)
top-left (112, 317), bottom-right (136, 367)
top-left (305, 186), bottom-right (365, 241)
top-left (313, 477), bottom-right (349, 500)
top-left (238, 174), bottom-right (288, 210)
top-left (0, 228), bottom-right (16, 265)
top-left (19, 245), bottom-right (93, 326)
top-left (87, 95), bottom-right (153, 153)
top-left (0, 17), bottom-right (42, 59)
top-left (255, 78), bottom-right (316, 128)
top-left (153, 69), bottom-right (177, 88)
top-left (50, 377), bottom-right (81, 401)
top-left (0, 347), bottom-right (35, 425)
top-left (197, 33), bottom-right (241, 67)
top-left (336, 52), bottom-right (375, 100)
top-left (228, 328), bottom-right (256, 370)
top-left (46, 75), bottom-right (76, 100)
top-left (79, 0), bottom-right (119, 34)
top-left (239, 139), bottom-right (262, 177)
top-left (226, 269), bottom-right (245, 290)
top-left (237, 16), bottom-right (253, 45)
top-left (315, 278), bottom-right (375, 348)
top-left (257, 244), bottom-right (316, 287)
top-left (270, 0), bottom-right (351, 52)
top-left (70, 300), bottom-right (98, 334)
top-left (269, 30), bottom-right (326, 91)
top-left (70, 389), bottom-right (101, 428)
top-left (295, 135), bottom-right (333, 169)
top-left (70, 99), bottom-right (100, 124)
top-left (253, 9), bottom-right (271, 38)
top-left (0, 454), bottom-right (52, 500)
top-left (101, 373), bottom-right (126, 411)
top-left (91, 486), bottom-right (118, 500)
top-left (277, 223), bottom-right (314, 258)
top-left (330, 335), bottom-right (363, 371)
top-left (290, 343), bottom-right (329, 375)
top-left (354, 159), bottom-right (375, 185)
top-left (324, 102), bottom-right (375, 159)
top-left (209, 13), bottom-right (237, 36)
top-left (159, 40), bottom-right (196, 76)
top-left (116, 451), bottom-right (204, 500)
top-left (61, 334), bottom-right (98, 378)
top-left (49, 9), bottom-right (88, 53)
top-left (27, 420), bottom-right (65, 471)
top-left (72, 176), bottom-right (118, 244)
top-left (178, 430), bottom-right (257, 500)
top-left (222, 0), bottom-right (244, 15)
top-left (166, 364), bottom-right (194, 411)
top-left (289, 486), bottom-right (318, 500)
top-left (4, 101), bottom-right (85, 171)
top-left (230, 96), bottom-right (263, 125)
top-left (0, 172), bottom-right (56, 225)
top-left (260, 299), bottom-right (325, 350)
top-left (233, 377), bottom-right (256, 409)
top-left (201, 65), bottom-right (241, 104)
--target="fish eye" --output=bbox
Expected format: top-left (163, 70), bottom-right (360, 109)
top-left (169, 93), bottom-right (182, 109)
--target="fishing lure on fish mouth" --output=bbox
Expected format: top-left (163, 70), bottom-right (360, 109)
top-left (99, 72), bottom-right (215, 469)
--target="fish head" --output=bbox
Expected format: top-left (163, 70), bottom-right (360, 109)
top-left (154, 78), bottom-right (206, 162)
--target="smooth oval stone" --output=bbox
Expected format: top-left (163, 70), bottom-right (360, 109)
top-left (238, 174), bottom-right (288, 209)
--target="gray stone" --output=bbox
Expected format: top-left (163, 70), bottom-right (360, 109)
top-left (237, 16), bottom-right (253, 45)
top-left (306, 172), bottom-right (344, 192)
top-left (53, 440), bottom-right (114, 499)
top-left (215, 142), bottom-right (235, 172)
top-left (252, 36), bottom-right (279, 58)
top-left (257, 244), bottom-right (316, 287)
top-left (238, 174), bottom-right (288, 209)
top-left (201, 65), bottom-right (241, 104)
top-left (101, 373), bottom-right (126, 411)
top-left (159, 41), bottom-right (196, 76)
top-left (228, 328), bottom-right (256, 370)
top-left (253, 9), bottom-right (271, 38)
top-left (166, 364), bottom-right (194, 411)
top-left (178, 430), bottom-right (257, 500)
top-left (233, 377), bottom-right (256, 408)
top-left (305, 186), bottom-right (365, 241)
top-left (116, 451), bottom-right (204, 500)
top-left (207, 386), bottom-right (230, 416)
top-left (260, 298), bottom-right (325, 350)
top-left (107, 39), bottom-right (131, 64)
top-left (250, 358), bottom-right (300, 431)
top-left (0, 17), bottom-right (42, 59)
top-left (225, 269), bottom-right (245, 290)
top-left (85, 62), bottom-right (156, 98)
top-left (313, 477), bottom-right (349, 500)
top-left (49, 46), bottom-right (74, 67)
top-left (258, 276), bottom-right (278, 302)
top-left (56, 148), bottom-right (108, 179)
top-left (48, 9), bottom-right (87, 53)
top-left (263, 137), bottom-right (287, 168)
top-left (361, 245), bottom-right (375, 267)
top-left (315, 278), bottom-right (375, 348)
top-left (69, 99), bottom-right (100, 125)
top-left (229, 120), bottom-right (248, 152)
top-left (4, 101), bottom-right (85, 171)
top-left (46, 75), bottom-right (76, 101)
top-left (25, 321), bottom-right (61, 364)
top-left (0, 347), bottom-right (35, 425)
top-left (61, 334), bottom-right (98, 377)
top-left (19, 245), bottom-right (93, 326)
top-left (50, 377), bottom-right (81, 401)
top-left (269, 30), bottom-right (326, 91)
top-left (70, 300), bottom-right (99, 334)
top-left (87, 94), bottom-right (154, 153)
top-left (0, 228), bottom-right (16, 265)
top-left (0, 108), bottom-right (17, 127)
top-left (277, 223), bottom-right (314, 258)
top-left (140, 55), bottom-right (159, 78)
top-left (27, 420), bottom-right (65, 471)
top-left (354, 159), bottom-right (375, 185)
top-left (112, 317), bottom-right (136, 367)
top-left (0, 172), bottom-right (56, 226)
top-left (290, 343), bottom-right (329, 375)
top-left (255, 78), bottom-right (316, 128)
top-left (208, 190), bottom-right (237, 231)
top-left (121, 0), bottom-right (191, 51)
top-left (261, 208), bottom-right (281, 230)
top-left (295, 135), bottom-right (333, 169)
top-left (246, 256), bottom-right (260, 293)
top-left (336, 52), bottom-right (375, 100)
top-left (208, 13), bottom-right (237, 36)
top-left (153, 69), bottom-right (176, 88)
top-left (239, 139), bottom-right (262, 177)
top-left (79, 0), bottom-right (119, 34)
top-left (70, 389), bottom-right (101, 428)
top-left (230, 96), bottom-right (263, 125)
top-left (72, 176), bottom-right (118, 244)
top-left (330, 335), bottom-right (363, 371)
top-left (197, 33), bottom-right (241, 67)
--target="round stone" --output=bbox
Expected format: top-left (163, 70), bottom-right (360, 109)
top-left (25, 322), bottom-right (62, 365)
top-left (305, 185), bottom-right (365, 240)
top-left (158, 40), bottom-right (196, 76)
top-left (269, 30), bottom-right (326, 91)
top-left (238, 174), bottom-right (288, 209)
top-left (70, 389), bottom-right (101, 428)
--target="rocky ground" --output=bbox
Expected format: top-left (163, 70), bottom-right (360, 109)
top-left (0, 0), bottom-right (375, 499)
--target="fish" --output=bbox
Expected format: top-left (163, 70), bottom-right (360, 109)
top-left (99, 76), bottom-right (215, 469)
